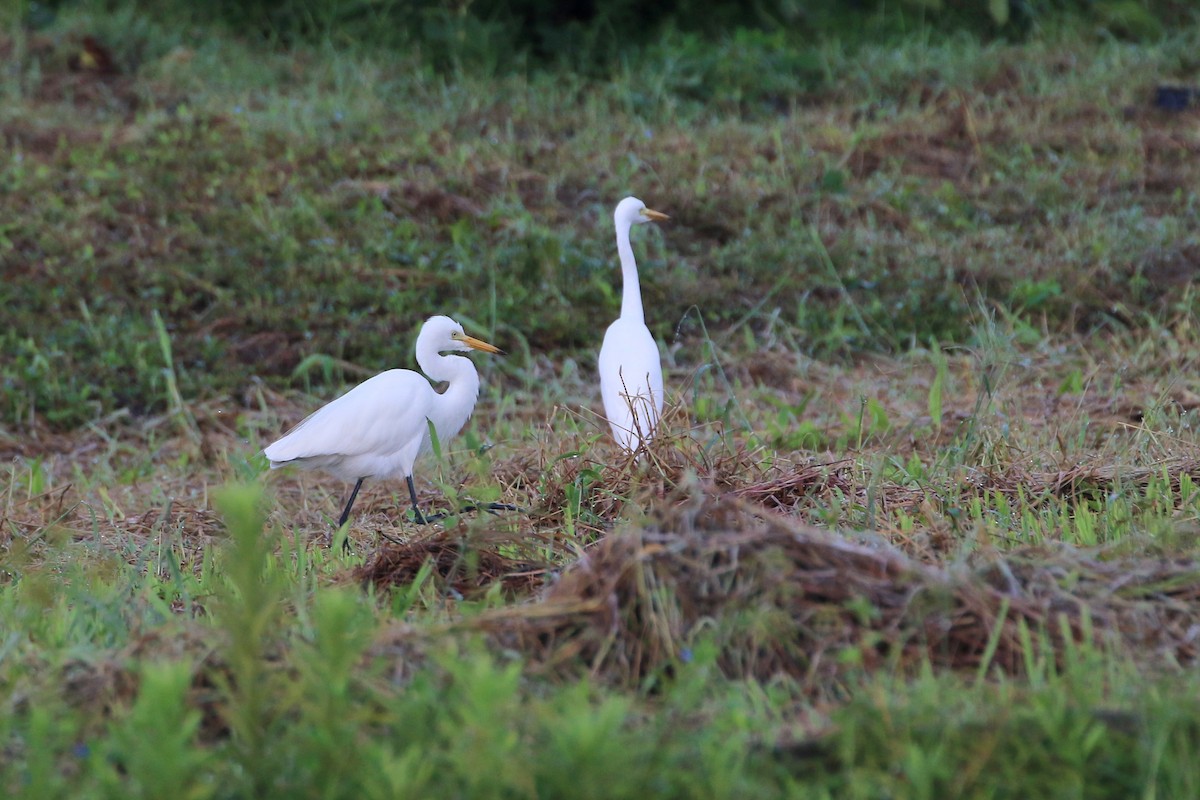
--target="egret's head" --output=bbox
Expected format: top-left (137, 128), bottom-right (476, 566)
top-left (614, 196), bottom-right (669, 228)
top-left (422, 315), bottom-right (503, 355)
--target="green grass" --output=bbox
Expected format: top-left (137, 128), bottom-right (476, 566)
top-left (6, 484), bottom-right (1200, 797)
top-left (4, 1), bottom-right (1200, 796)
top-left (4, 6), bottom-right (1200, 428)
top-left (7, 484), bottom-right (1200, 796)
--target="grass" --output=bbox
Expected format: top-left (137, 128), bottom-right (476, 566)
top-left (4, 1), bottom-right (1200, 796)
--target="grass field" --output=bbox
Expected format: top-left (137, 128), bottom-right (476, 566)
top-left (4, 3), bottom-right (1200, 796)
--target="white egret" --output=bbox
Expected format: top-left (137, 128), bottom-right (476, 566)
top-left (263, 315), bottom-right (503, 531)
top-left (598, 196), bottom-right (669, 452)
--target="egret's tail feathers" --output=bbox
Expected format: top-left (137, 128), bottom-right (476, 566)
top-left (262, 443), bottom-right (292, 467)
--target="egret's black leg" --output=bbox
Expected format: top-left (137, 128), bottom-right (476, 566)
top-left (338, 478), bottom-right (365, 528)
top-left (407, 475), bottom-right (438, 524)
top-left (332, 478), bottom-right (365, 552)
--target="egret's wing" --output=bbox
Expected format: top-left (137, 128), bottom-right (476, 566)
top-left (264, 369), bottom-right (435, 464)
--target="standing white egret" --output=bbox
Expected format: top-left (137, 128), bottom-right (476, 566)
top-left (598, 196), bottom-right (669, 452)
top-left (263, 315), bottom-right (503, 530)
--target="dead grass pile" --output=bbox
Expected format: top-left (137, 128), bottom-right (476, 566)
top-left (354, 526), bottom-right (550, 598)
top-left (733, 458), bottom-right (859, 509)
top-left (966, 455), bottom-right (1200, 506)
top-left (524, 408), bottom-right (856, 533)
top-left (476, 492), bottom-right (1200, 694)
top-left (512, 412), bottom-right (732, 530)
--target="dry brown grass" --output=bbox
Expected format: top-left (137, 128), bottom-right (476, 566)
top-left (354, 525), bottom-right (552, 598)
top-left (461, 491), bottom-right (1200, 695)
top-left (3, 168), bottom-right (1198, 696)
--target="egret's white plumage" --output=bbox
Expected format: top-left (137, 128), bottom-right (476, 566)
top-left (264, 315), bottom-right (501, 528)
top-left (599, 196), bottom-right (669, 452)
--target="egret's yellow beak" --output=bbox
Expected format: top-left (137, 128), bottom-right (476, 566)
top-left (640, 207), bottom-right (670, 222)
top-left (454, 332), bottom-right (504, 354)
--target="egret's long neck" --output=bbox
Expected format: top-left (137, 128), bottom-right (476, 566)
top-left (615, 218), bottom-right (644, 323)
top-left (418, 347), bottom-right (479, 394)
top-left (416, 347), bottom-right (481, 436)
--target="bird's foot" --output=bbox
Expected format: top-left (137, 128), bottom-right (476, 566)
top-left (411, 504), bottom-right (519, 525)
top-left (457, 502), bottom-right (521, 516)
top-left (331, 524), bottom-right (354, 553)
top-left (411, 510), bottom-right (446, 525)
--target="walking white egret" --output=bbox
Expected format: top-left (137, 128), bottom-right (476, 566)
top-left (263, 315), bottom-right (503, 531)
top-left (598, 196), bottom-right (669, 452)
